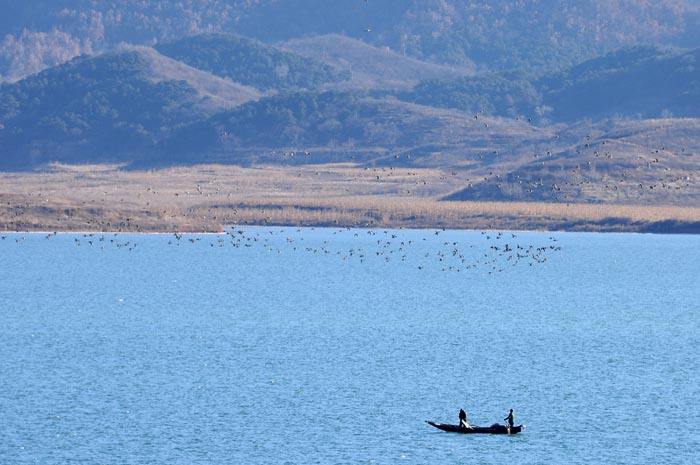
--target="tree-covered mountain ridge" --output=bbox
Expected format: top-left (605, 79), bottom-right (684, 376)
top-left (401, 46), bottom-right (700, 122)
top-left (1, 39), bottom-right (698, 169)
top-left (0, 32), bottom-right (698, 206)
top-left (2, 1), bottom-right (699, 81)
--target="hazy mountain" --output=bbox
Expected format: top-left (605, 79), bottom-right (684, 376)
top-left (155, 33), bottom-right (348, 91)
top-left (0, 47), bottom-right (259, 168)
top-left (2, 1), bottom-right (699, 81)
top-left (160, 90), bottom-right (550, 166)
top-left (399, 73), bottom-right (543, 119)
top-left (399, 46), bottom-right (700, 122)
top-left (238, 1), bottom-right (700, 70)
top-left (2, 42), bottom-right (699, 171)
top-left (541, 46), bottom-right (700, 121)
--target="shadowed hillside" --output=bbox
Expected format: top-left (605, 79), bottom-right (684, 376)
top-left (155, 33), bottom-right (349, 91)
top-left (542, 47), bottom-right (700, 121)
top-left (399, 72), bottom-right (543, 119)
top-left (159, 91), bottom-right (550, 166)
top-left (399, 46), bottom-right (700, 123)
top-left (0, 47), bottom-right (260, 168)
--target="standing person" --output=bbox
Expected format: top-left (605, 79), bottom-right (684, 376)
top-left (504, 409), bottom-right (514, 428)
top-left (459, 409), bottom-right (470, 429)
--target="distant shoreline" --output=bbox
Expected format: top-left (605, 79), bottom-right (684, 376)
top-left (2, 165), bottom-right (698, 235)
top-left (2, 216), bottom-right (699, 235)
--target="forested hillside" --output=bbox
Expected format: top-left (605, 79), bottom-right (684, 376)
top-left (399, 73), bottom-right (542, 119)
top-left (2, 1), bottom-right (699, 81)
top-left (542, 47), bottom-right (700, 121)
top-left (2, 41), bottom-right (698, 169)
top-left (399, 47), bottom-right (700, 122)
top-left (155, 34), bottom-right (348, 91)
top-left (0, 47), bottom-right (259, 167)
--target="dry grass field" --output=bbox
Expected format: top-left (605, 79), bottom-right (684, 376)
top-left (1, 164), bottom-right (698, 233)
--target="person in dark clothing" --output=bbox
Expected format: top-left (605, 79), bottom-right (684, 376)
top-left (458, 409), bottom-right (469, 428)
top-left (504, 409), bottom-right (514, 427)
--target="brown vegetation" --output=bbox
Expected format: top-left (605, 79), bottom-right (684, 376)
top-left (1, 164), bottom-right (698, 233)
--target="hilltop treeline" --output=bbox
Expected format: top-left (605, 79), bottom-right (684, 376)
top-left (155, 34), bottom-right (348, 91)
top-left (401, 46), bottom-right (700, 122)
top-left (0, 49), bottom-right (242, 167)
top-left (2, 1), bottom-right (699, 81)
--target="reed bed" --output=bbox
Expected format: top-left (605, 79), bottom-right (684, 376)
top-left (1, 164), bottom-right (698, 233)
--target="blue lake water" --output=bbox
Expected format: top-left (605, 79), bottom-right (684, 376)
top-left (0, 228), bottom-right (698, 464)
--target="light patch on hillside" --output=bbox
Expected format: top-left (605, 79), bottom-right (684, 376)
top-left (118, 45), bottom-right (262, 111)
top-left (281, 34), bottom-right (473, 90)
top-left (0, 29), bottom-right (88, 82)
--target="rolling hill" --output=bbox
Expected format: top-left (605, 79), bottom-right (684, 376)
top-left (541, 46), bottom-right (700, 121)
top-left (444, 118), bottom-right (700, 205)
top-left (0, 28), bottom-right (697, 208)
top-left (158, 90), bottom-right (550, 166)
top-left (399, 46), bottom-right (700, 123)
top-left (155, 33), bottom-right (349, 91)
top-left (0, 46), bottom-right (260, 168)
top-left (280, 34), bottom-right (472, 90)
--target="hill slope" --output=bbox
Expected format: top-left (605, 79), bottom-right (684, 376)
top-left (0, 47), bottom-right (260, 168)
top-left (444, 118), bottom-right (700, 205)
top-left (542, 47), bottom-right (700, 121)
top-left (399, 72), bottom-right (542, 119)
top-left (281, 34), bottom-right (472, 90)
top-left (161, 90), bottom-right (549, 166)
top-left (155, 33), bottom-right (348, 91)
top-left (399, 46), bottom-right (700, 123)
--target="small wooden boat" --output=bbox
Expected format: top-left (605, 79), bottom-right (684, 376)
top-left (426, 421), bottom-right (523, 435)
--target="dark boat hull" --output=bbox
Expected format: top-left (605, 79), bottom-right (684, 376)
top-left (426, 421), bottom-right (523, 435)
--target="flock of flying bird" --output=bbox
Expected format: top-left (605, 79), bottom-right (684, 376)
top-left (1, 227), bottom-right (562, 275)
top-left (258, 120), bottom-right (696, 205)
